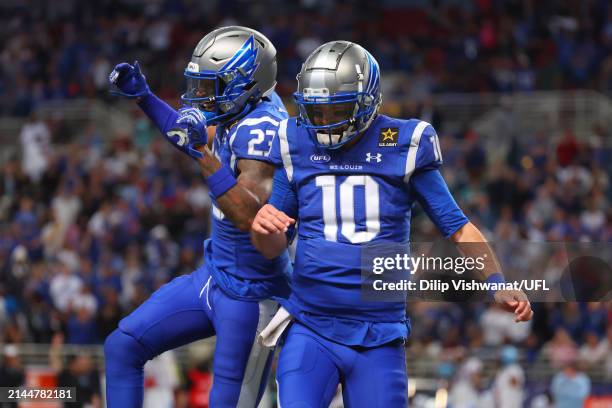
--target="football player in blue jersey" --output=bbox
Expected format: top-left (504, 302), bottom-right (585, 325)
top-left (251, 41), bottom-right (533, 407)
top-left (104, 26), bottom-right (291, 407)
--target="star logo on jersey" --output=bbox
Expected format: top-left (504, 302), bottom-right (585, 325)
top-left (366, 152), bottom-right (382, 163)
top-left (378, 127), bottom-right (398, 147)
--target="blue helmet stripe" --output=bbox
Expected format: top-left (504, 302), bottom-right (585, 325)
top-left (364, 53), bottom-right (373, 94)
top-left (367, 53), bottom-right (376, 94)
top-left (371, 58), bottom-right (379, 93)
top-left (365, 51), bottom-right (379, 95)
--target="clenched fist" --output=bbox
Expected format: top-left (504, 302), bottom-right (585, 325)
top-left (252, 204), bottom-right (295, 234)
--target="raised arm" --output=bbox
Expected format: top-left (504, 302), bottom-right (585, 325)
top-left (109, 61), bottom-right (206, 156)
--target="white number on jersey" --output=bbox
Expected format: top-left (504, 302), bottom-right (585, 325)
top-left (430, 134), bottom-right (443, 162)
top-left (247, 129), bottom-right (275, 157)
top-left (315, 175), bottom-right (380, 243)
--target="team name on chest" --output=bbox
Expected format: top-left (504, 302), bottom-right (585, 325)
top-left (309, 151), bottom-right (388, 172)
top-left (327, 150), bottom-right (386, 171)
top-left (308, 152), bottom-right (365, 171)
top-left (329, 163), bottom-right (364, 171)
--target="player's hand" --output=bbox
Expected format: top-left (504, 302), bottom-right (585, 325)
top-left (494, 289), bottom-right (534, 322)
top-left (252, 204), bottom-right (295, 235)
top-left (175, 107), bottom-right (209, 159)
top-left (109, 61), bottom-right (151, 98)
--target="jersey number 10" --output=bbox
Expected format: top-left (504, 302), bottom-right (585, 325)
top-left (315, 175), bottom-right (380, 244)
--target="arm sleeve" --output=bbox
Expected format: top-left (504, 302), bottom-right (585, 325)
top-left (269, 167), bottom-right (298, 240)
top-left (410, 168), bottom-right (469, 238)
top-left (137, 93), bottom-right (191, 155)
top-left (137, 93), bottom-right (178, 135)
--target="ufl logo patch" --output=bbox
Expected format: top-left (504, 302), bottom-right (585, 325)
top-left (310, 154), bottom-right (331, 163)
top-left (378, 127), bottom-right (398, 147)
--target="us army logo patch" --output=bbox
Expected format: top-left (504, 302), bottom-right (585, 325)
top-left (378, 127), bottom-right (398, 147)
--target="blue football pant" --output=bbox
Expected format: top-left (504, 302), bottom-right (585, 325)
top-left (104, 269), bottom-right (276, 407)
top-left (277, 322), bottom-right (408, 408)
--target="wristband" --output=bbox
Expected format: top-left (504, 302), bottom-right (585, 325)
top-left (207, 166), bottom-right (237, 199)
top-left (486, 272), bottom-right (506, 298)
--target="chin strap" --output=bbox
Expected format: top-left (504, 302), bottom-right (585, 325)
top-left (214, 100), bottom-right (257, 128)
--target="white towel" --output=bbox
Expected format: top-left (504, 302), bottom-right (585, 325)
top-left (258, 306), bottom-right (293, 348)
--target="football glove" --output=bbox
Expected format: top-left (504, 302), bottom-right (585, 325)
top-left (174, 107), bottom-right (209, 159)
top-left (109, 61), bottom-right (151, 99)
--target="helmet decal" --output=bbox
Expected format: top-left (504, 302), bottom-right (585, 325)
top-left (221, 35), bottom-right (259, 80)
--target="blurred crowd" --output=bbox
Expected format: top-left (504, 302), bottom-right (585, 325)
top-left (0, 105), bottom-right (610, 405)
top-left (4, 0), bottom-right (612, 115)
top-left (1, 0), bottom-right (611, 406)
top-left (1, 116), bottom-right (209, 404)
top-left (1, 115), bottom-right (208, 345)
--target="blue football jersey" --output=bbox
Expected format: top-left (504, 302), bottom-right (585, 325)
top-left (198, 93), bottom-right (292, 300)
top-left (269, 114), bottom-right (468, 346)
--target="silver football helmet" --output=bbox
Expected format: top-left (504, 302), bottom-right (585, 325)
top-left (182, 26), bottom-right (277, 125)
top-left (294, 41), bottom-right (382, 149)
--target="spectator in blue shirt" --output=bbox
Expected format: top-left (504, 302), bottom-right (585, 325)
top-left (551, 362), bottom-right (591, 408)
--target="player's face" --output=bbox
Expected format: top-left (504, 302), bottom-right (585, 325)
top-left (185, 78), bottom-right (222, 111)
top-left (305, 102), bottom-right (354, 128)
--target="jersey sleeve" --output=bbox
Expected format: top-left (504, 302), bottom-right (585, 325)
top-left (268, 128), bottom-right (283, 167)
top-left (269, 166), bottom-right (298, 240)
top-left (268, 118), bottom-right (293, 169)
top-left (414, 123), bottom-right (443, 174)
top-left (410, 168), bottom-right (469, 238)
top-left (229, 117), bottom-right (281, 164)
top-left (268, 91), bottom-right (289, 119)
top-left (269, 167), bottom-right (298, 219)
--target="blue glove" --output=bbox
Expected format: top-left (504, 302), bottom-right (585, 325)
top-left (109, 61), bottom-right (151, 98)
top-left (174, 107), bottom-right (209, 159)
